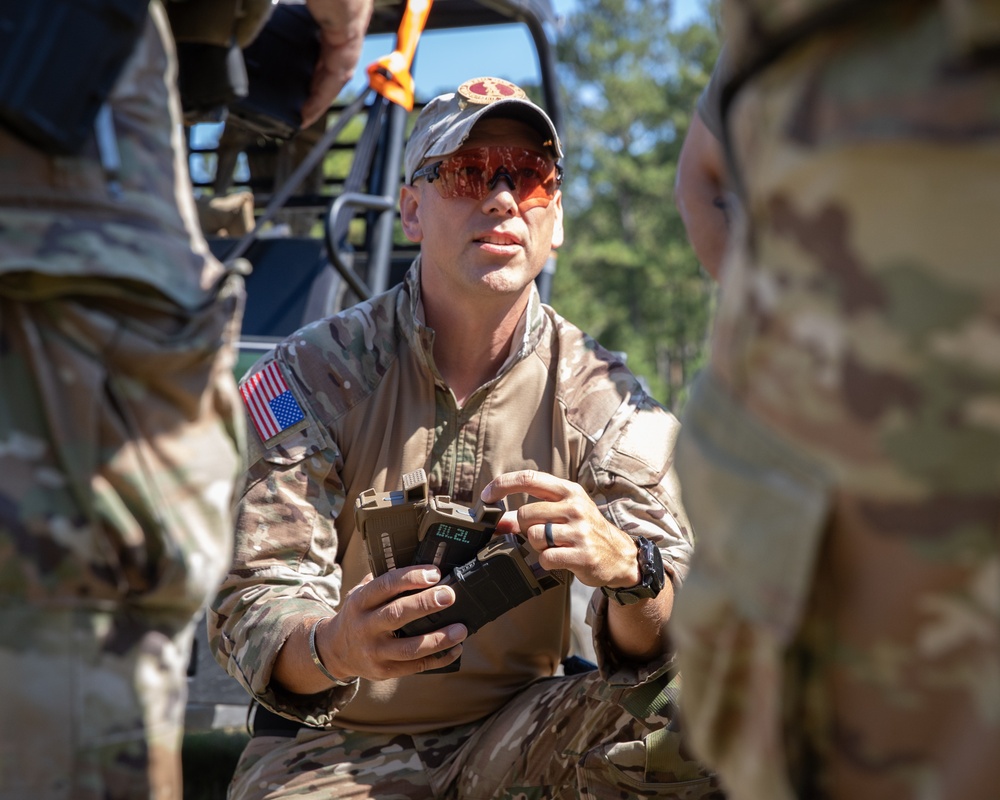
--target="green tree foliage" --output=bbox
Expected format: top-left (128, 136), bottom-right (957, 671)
top-left (551, 0), bottom-right (720, 410)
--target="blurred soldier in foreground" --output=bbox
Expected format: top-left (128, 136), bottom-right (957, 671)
top-left (672, 1), bottom-right (1000, 798)
top-left (675, 47), bottom-right (731, 281)
top-left (0, 0), bottom-right (370, 797)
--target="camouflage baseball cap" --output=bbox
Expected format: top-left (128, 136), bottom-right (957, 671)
top-left (404, 77), bottom-right (564, 184)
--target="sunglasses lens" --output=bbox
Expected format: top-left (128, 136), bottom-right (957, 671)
top-left (434, 147), bottom-right (559, 207)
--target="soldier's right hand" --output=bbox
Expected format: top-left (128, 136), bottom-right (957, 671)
top-left (312, 565), bottom-right (468, 682)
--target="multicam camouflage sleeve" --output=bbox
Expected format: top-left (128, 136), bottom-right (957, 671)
top-left (576, 388), bottom-right (694, 677)
top-left (546, 314), bottom-right (695, 597)
top-left (209, 352), bottom-right (358, 725)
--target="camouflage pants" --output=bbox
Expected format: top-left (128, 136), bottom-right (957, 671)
top-left (231, 671), bottom-right (723, 799)
top-left (0, 607), bottom-right (197, 800)
top-left (0, 274), bottom-right (245, 799)
top-left (673, 2), bottom-right (1000, 799)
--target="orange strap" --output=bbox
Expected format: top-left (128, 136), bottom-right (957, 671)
top-left (366, 0), bottom-right (433, 111)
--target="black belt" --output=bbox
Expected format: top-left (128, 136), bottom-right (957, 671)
top-left (250, 702), bottom-right (322, 738)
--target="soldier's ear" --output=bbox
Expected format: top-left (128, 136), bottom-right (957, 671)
top-left (550, 191), bottom-right (564, 249)
top-left (399, 185), bottom-right (423, 243)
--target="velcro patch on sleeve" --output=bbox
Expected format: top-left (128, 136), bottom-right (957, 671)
top-left (240, 361), bottom-right (306, 443)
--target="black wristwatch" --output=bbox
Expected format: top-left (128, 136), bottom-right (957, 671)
top-left (601, 536), bottom-right (665, 606)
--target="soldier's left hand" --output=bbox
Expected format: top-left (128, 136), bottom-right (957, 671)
top-left (481, 470), bottom-right (642, 590)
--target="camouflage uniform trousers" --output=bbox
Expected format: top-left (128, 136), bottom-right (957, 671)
top-left (232, 671), bottom-right (724, 799)
top-left (673, 2), bottom-right (1000, 799)
top-left (0, 2), bottom-right (247, 796)
top-left (0, 273), bottom-right (246, 800)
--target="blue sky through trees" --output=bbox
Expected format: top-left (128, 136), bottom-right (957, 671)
top-left (349, 0), bottom-right (710, 101)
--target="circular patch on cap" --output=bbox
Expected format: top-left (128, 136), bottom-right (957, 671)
top-left (457, 77), bottom-right (527, 106)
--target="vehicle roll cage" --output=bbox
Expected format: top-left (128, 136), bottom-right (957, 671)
top-left (187, 0), bottom-right (562, 333)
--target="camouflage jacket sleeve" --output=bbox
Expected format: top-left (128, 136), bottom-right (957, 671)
top-left (586, 391), bottom-right (690, 686)
top-left (209, 354), bottom-right (355, 723)
top-left (551, 327), bottom-right (692, 683)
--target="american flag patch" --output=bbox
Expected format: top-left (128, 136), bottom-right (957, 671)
top-left (240, 362), bottom-right (305, 442)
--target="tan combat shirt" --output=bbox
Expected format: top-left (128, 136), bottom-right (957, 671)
top-left (212, 261), bottom-right (692, 734)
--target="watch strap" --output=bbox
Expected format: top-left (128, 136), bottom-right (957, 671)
top-left (601, 536), bottom-right (663, 606)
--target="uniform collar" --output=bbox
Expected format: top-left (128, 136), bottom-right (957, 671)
top-left (399, 257), bottom-right (548, 381)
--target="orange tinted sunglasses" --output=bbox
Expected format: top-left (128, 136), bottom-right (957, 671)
top-left (412, 145), bottom-right (563, 211)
